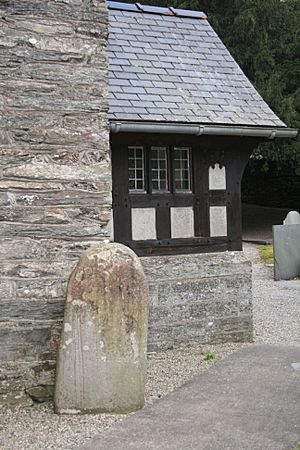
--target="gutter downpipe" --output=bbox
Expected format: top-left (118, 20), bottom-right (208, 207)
top-left (110, 122), bottom-right (298, 139)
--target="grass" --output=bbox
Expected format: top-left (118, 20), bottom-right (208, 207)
top-left (292, 444), bottom-right (300, 450)
top-left (259, 244), bottom-right (274, 264)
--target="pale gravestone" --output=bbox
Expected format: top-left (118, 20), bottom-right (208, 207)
top-left (55, 243), bottom-right (149, 414)
top-left (273, 211), bottom-right (300, 281)
top-left (283, 211), bottom-right (300, 225)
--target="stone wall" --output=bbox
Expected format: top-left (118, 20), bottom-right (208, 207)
top-left (141, 251), bottom-right (253, 351)
top-left (0, 0), bottom-right (110, 405)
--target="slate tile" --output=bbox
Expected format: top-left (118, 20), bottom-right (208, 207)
top-left (146, 67), bottom-right (168, 75)
top-left (131, 41), bottom-right (151, 48)
top-left (109, 64), bottom-right (123, 72)
top-left (132, 60), bottom-right (153, 67)
top-left (130, 79), bottom-right (153, 87)
top-left (161, 75), bottom-right (182, 83)
top-left (122, 106), bottom-right (148, 114)
top-left (109, 99), bottom-right (131, 107)
top-left (142, 114), bottom-right (165, 121)
top-left (121, 29), bottom-right (144, 36)
top-left (110, 78), bottom-right (131, 86)
top-left (147, 108), bottom-right (174, 117)
top-left (138, 94), bottom-right (163, 102)
top-left (115, 93), bottom-right (140, 100)
top-left (162, 114), bottom-right (189, 122)
top-left (109, 85), bottom-right (123, 93)
top-left (109, 106), bottom-right (125, 113)
top-left (138, 73), bottom-right (160, 81)
top-left (131, 100), bottom-right (156, 108)
top-left (152, 81), bottom-right (176, 89)
top-left (161, 95), bottom-right (183, 103)
top-left (122, 86), bottom-right (147, 94)
top-left (138, 54), bottom-right (159, 61)
top-left (146, 87), bottom-right (173, 95)
top-left (111, 58), bottom-right (131, 66)
top-left (151, 60), bottom-right (174, 70)
top-left (144, 47), bottom-right (166, 56)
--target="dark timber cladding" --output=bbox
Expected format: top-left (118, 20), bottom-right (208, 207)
top-left (108, 1), bottom-right (297, 256)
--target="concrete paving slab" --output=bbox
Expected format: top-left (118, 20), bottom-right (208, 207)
top-left (79, 345), bottom-right (300, 450)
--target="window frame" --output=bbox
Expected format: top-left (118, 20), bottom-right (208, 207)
top-left (129, 144), bottom-right (193, 195)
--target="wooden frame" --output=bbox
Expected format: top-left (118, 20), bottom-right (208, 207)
top-left (111, 132), bottom-right (258, 256)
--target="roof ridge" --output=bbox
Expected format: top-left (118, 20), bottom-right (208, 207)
top-left (107, 1), bottom-right (207, 20)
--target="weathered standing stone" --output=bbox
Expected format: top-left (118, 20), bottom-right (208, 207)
top-left (54, 243), bottom-right (149, 415)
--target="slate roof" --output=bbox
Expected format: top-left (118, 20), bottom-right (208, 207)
top-left (108, 2), bottom-right (286, 128)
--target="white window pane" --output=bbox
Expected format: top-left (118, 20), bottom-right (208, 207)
top-left (128, 146), bottom-right (145, 192)
top-left (174, 147), bottom-right (191, 192)
top-left (151, 146), bottom-right (168, 191)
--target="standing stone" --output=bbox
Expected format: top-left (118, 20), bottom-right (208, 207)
top-left (54, 243), bottom-right (148, 414)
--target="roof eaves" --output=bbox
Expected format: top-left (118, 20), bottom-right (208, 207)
top-left (110, 121), bottom-right (298, 139)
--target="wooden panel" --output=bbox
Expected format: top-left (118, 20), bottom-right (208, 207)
top-left (123, 237), bottom-right (231, 257)
top-left (130, 193), bottom-right (194, 208)
top-left (156, 207), bottom-right (171, 240)
top-left (112, 140), bottom-right (131, 241)
top-left (209, 190), bottom-right (227, 206)
top-left (193, 147), bottom-right (210, 237)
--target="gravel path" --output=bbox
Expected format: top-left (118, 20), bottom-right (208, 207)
top-left (1, 243), bottom-right (299, 450)
top-left (0, 343), bottom-right (241, 450)
top-left (243, 243), bottom-right (300, 346)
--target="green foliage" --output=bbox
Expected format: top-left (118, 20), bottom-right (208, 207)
top-left (203, 352), bottom-right (215, 361)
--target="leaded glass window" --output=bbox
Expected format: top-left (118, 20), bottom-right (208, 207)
top-left (151, 146), bottom-right (168, 191)
top-left (128, 146), bottom-right (145, 191)
top-left (174, 147), bottom-right (191, 191)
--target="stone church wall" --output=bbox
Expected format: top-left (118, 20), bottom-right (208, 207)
top-left (0, 0), bottom-right (111, 405)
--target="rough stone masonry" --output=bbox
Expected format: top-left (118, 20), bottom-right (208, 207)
top-left (0, 0), bottom-right (111, 406)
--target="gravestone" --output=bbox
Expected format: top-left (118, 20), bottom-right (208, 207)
top-left (273, 211), bottom-right (300, 281)
top-left (283, 211), bottom-right (300, 225)
top-left (55, 243), bottom-right (149, 414)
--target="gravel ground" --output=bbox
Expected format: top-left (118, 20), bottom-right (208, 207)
top-left (0, 343), bottom-right (241, 450)
top-left (1, 243), bottom-right (299, 450)
top-left (243, 243), bottom-right (300, 346)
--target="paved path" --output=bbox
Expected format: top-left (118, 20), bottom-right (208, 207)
top-left (80, 345), bottom-right (300, 450)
